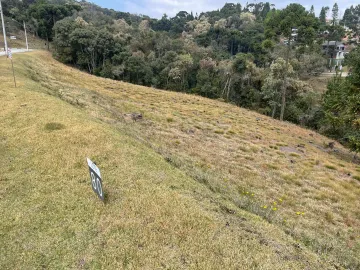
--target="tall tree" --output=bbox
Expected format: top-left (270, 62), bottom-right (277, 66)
top-left (262, 58), bottom-right (298, 117)
top-left (342, 5), bottom-right (360, 35)
top-left (342, 6), bottom-right (354, 27)
top-left (220, 3), bottom-right (241, 18)
top-left (332, 3), bottom-right (339, 26)
top-left (260, 2), bottom-right (271, 20)
top-left (310, 5), bottom-right (315, 16)
top-left (265, 4), bottom-right (318, 121)
top-left (319, 6), bottom-right (329, 25)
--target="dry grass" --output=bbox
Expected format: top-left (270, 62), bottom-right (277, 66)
top-left (1, 51), bottom-right (360, 269)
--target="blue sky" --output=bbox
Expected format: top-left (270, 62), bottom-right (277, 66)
top-left (91, 0), bottom-right (358, 19)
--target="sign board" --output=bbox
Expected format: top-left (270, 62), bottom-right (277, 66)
top-left (10, 36), bottom-right (16, 40)
top-left (87, 158), bottom-right (104, 201)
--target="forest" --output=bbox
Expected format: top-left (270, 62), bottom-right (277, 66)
top-left (2, 0), bottom-right (360, 156)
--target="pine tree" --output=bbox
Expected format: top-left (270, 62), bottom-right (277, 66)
top-left (319, 7), bottom-right (329, 25)
top-left (310, 5), bottom-right (315, 16)
top-left (332, 3), bottom-right (339, 25)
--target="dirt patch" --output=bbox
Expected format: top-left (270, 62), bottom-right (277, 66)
top-left (280, 146), bottom-right (300, 154)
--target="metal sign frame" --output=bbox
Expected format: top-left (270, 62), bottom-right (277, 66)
top-left (87, 158), bottom-right (104, 201)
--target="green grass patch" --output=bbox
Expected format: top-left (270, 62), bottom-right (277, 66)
top-left (45, 122), bottom-right (65, 131)
top-left (276, 142), bottom-right (288, 147)
top-left (325, 164), bottom-right (337, 170)
top-left (325, 212), bottom-right (335, 224)
top-left (250, 145), bottom-right (260, 153)
top-left (266, 164), bottom-right (279, 170)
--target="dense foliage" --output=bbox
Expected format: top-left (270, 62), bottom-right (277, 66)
top-left (2, 0), bottom-right (359, 154)
top-left (343, 5), bottom-right (360, 36)
top-left (322, 47), bottom-right (360, 156)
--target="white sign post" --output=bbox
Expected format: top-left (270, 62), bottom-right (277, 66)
top-left (87, 158), bottom-right (104, 201)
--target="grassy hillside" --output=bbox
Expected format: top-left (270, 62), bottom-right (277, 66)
top-left (0, 51), bottom-right (359, 269)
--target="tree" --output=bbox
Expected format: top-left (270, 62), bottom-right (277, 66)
top-left (169, 11), bottom-right (193, 35)
top-left (174, 54), bottom-right (193, 90)
top-left (194, 57), bottom-right (219, 98)
top-left (310, 5), bottom-right (315, 16)
top-left (220, 3), bottom-right (241, 18)
top-left (331, 3), bottom-right (339, 26)
top-left (53, 17), bottom-right (78, 63)
top-left (28, 2), bottom-right (81, 50)
top-left (262, 58), bottom-right (295, 117)
top-left (260, 2), bottom-right (271, 20)
top-left (346, 46), bottom-right (360, 87)
top-left (319, 6), bottom-right (329, 25)
top-left (95, 30), bottom-right (115, 68)
top-left (124, 53), bottom-right (153, 85)
top-left (322, 47), bottom-right (360, 158)
top-left (342, 5), bottom-right (360, 36)
top-left (342, 6), bottom-right (354, 28)
top-left (69, 27), bottom-right (97, 73)
top-left (298, 53), bottom-right (326, 77)
top-left (150, 14), bottom-right (171, 31)
top-left (219, 53), bottom-right (252, 101)
top-left (265, 4), bottom-right (318, 121)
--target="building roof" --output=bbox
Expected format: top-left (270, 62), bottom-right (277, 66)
top-left (322, 41), bottom-right (344, 46)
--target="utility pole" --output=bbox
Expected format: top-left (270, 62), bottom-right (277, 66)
top-left (23, 21), bottom-right (28, 51)
top-left (10, 18), bottom-right (29, 50)
top-left (0, 0), bottom-right (8, 55)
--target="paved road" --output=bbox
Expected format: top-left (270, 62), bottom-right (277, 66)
top-left (0, 48), bottom-right (33, 56)
top-left (319, 72), bottom-right (349, 78)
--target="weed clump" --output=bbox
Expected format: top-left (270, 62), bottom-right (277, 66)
top-left (325, 164), bottom-right (337, 170)
top-left (266, 164), bottom-right (279, 170)
top-left (325, 212), bottom-right (335, 223)
top-left (45, 122), bottom-right (65, 131)
top-left (276, 142), bottom-right (288, 147)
